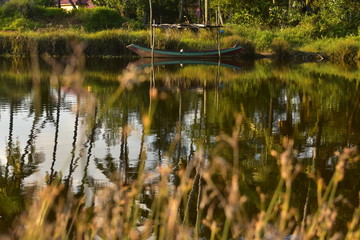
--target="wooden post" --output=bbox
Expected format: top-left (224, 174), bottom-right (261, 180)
top-left (149, 0), bottom-right (154, 59)
top-left (204, 0), bottom-right (208, 25)
top-left (217, 5), bottom-right (221, 59)
top-left (179, 0), bottom-right (184, 22)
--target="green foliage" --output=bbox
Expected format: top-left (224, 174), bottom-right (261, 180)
top-left (268, 2), bottom-right (302, 27)
top-left (2, 17), bottom-right (43, 31)
top-left (310, 0), bottom-right (360, 37)
top-left (34, 0), bottom-right (55, 7)
top-left (299, 37), bottom-right (360, 64)
top-left (74, 7), bottom-right (126, 32)
top-left (328, 39), bottom-right (360, 63)
top-left (222, 35), bottom-right (256, 58)
top-left (121, 19), bottom-right (144, 30)
top-left (255, 30), bottom-right (277, 51)
top-left (0, 0), bottom-right (38, 18)
top-left (35, 7), bottom-right (68, 19)
top-left (270, 38), bottom-right (291, 60)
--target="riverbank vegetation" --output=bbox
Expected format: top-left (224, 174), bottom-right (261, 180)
top-left (0, 0), bottom-right (359, 63)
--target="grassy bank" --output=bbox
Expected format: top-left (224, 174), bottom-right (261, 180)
top-left (0, 28), bottom-right (359, 63)
top-left (0, 29), bottom-right (256, 58)
top-left (0, 1), bottom-right (359, 62)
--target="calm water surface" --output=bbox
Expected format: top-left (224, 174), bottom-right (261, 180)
top-left (0, 57), bottom-right (359, 233)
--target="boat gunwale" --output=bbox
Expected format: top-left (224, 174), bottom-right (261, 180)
top-left (127, 44), bottom-right (243, 57)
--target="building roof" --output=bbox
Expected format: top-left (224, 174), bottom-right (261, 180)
top-left (58, 0), bottom-right (94, 8)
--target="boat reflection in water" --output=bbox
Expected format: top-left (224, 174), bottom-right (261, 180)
top-left (128, 58), bottom-right (243, 70)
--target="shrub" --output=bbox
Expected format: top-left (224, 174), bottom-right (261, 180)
top-left (121, 19), bottom-right (143, 30)
top-left (328, 39), bottom-right (360, 63)
top-left (0, 0), bottom-right (38, 18)
top-left (222, 35), bottom-right (256, 58)
top-left (270, 38), bottom-right (291, 60)
top-left (79, 7), bottom-right (126, 32)
top-left (35, 7), bottom-right (68, 19)
top-left (3, 17), bottom-right (43, 31)
top-left (34, 0), bottom-right (55, 7)
top-left (255, 30), bottom-right (276, 51)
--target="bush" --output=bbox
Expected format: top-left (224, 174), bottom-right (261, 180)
top-left (255, 30), bottom-right (276, 51)
top-left (3, 17), bottom-right (43, 31)
top-left (222, 35), bottom-right (256, 58)
top-left (0, 0), bottom-right (38, 18)
top-left (270, 38), bottom-right (291, 60)
top-left (76, 7), bottom-right (126, 32)
top-left (35, 7), bottom-right (68, 19)
top-left (34, 0), bottom-right (55, 7)
top-left (328, 39), bottom-right (360, 63)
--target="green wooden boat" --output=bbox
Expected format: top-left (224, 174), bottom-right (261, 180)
top-left (126, 44), bottom-right (244, 58)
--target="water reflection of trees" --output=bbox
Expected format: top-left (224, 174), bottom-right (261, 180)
top-left (0, 71), bottom-right (45, 232)
top-left (0, 58), bottom-right (359, 232)
top-left (81, 60), bottom-right (360, 190)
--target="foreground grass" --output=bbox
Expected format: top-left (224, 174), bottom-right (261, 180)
top-left (11, 130), bottom-right (360, 240)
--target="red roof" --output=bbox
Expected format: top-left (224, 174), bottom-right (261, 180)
top-left (58, 0), bottom-right (94, 7)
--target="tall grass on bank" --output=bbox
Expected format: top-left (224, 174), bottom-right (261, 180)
top-left (0, 29), bottom-right (257, 58)
top-left (1, 28), bottom-right (359, 64)
top-left (227, 24), bottom-right (360, 64)
top-left (300, 37), bottom-right (360, 64)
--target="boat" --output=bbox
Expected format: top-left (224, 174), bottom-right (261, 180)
top-left (128, 58), bottom-right (242, 70)
top-left (126, 43), bottom-right (244, 58)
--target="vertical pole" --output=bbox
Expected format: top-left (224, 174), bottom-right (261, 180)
top-left (217, 5), bottom-right (221, 59)
top-left (149, 0), bottom-right (153, 50)
top-left (152, 20), bottom-right (155, 59)
top-left (204, 0), bottom-right (208, 25)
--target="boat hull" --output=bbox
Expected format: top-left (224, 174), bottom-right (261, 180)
top-left (126, 44), bottom-right (244, 58)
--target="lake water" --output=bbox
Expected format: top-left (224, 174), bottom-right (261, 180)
top-left (0, 56), bottom-right (359, 234)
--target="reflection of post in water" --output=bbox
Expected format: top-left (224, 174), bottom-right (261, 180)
top-left (202, 79), bottom-right (208, 150)
top-left (279, 91), bottom-right (293, 137)
top-left (20, 114), bottom-right (37, 175)
top-left (30, 40), bottom-right (42, 120)
top-left (347, 92), bottom-right (360, 144)
top-left (5, 101), bottom-right (14, 178)
top-left (79, 106), bottom-right (98, 192)
top-left (66, 95), bottom-right (80, 185)
top-left (120, 107), bottom-right (129, 184)
top-left (214, 60), bottom-right (221, 111)
top-left (313, 112), bottom-right (324, 176)
top-left (189, 91), bottom-right (199, 160)
top-left (286, 92), bottom-right (293, 136)
top-left (49, 83), bottom-right (62, 183)
top-left (176, 86), bottom-right (183, 163)
top-left (268, 98), bottom-right (273, 134)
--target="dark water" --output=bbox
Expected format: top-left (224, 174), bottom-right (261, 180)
top-left (0, 56), bottom-right (359, 233)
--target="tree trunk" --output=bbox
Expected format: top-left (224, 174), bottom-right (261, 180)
top-left (178, 0), bottom-right (184, 22)
top-left (68, 0), bottom-right (77, 9)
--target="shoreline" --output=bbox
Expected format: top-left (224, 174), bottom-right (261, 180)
top-left (0, 30), bottom-right (358, 64)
